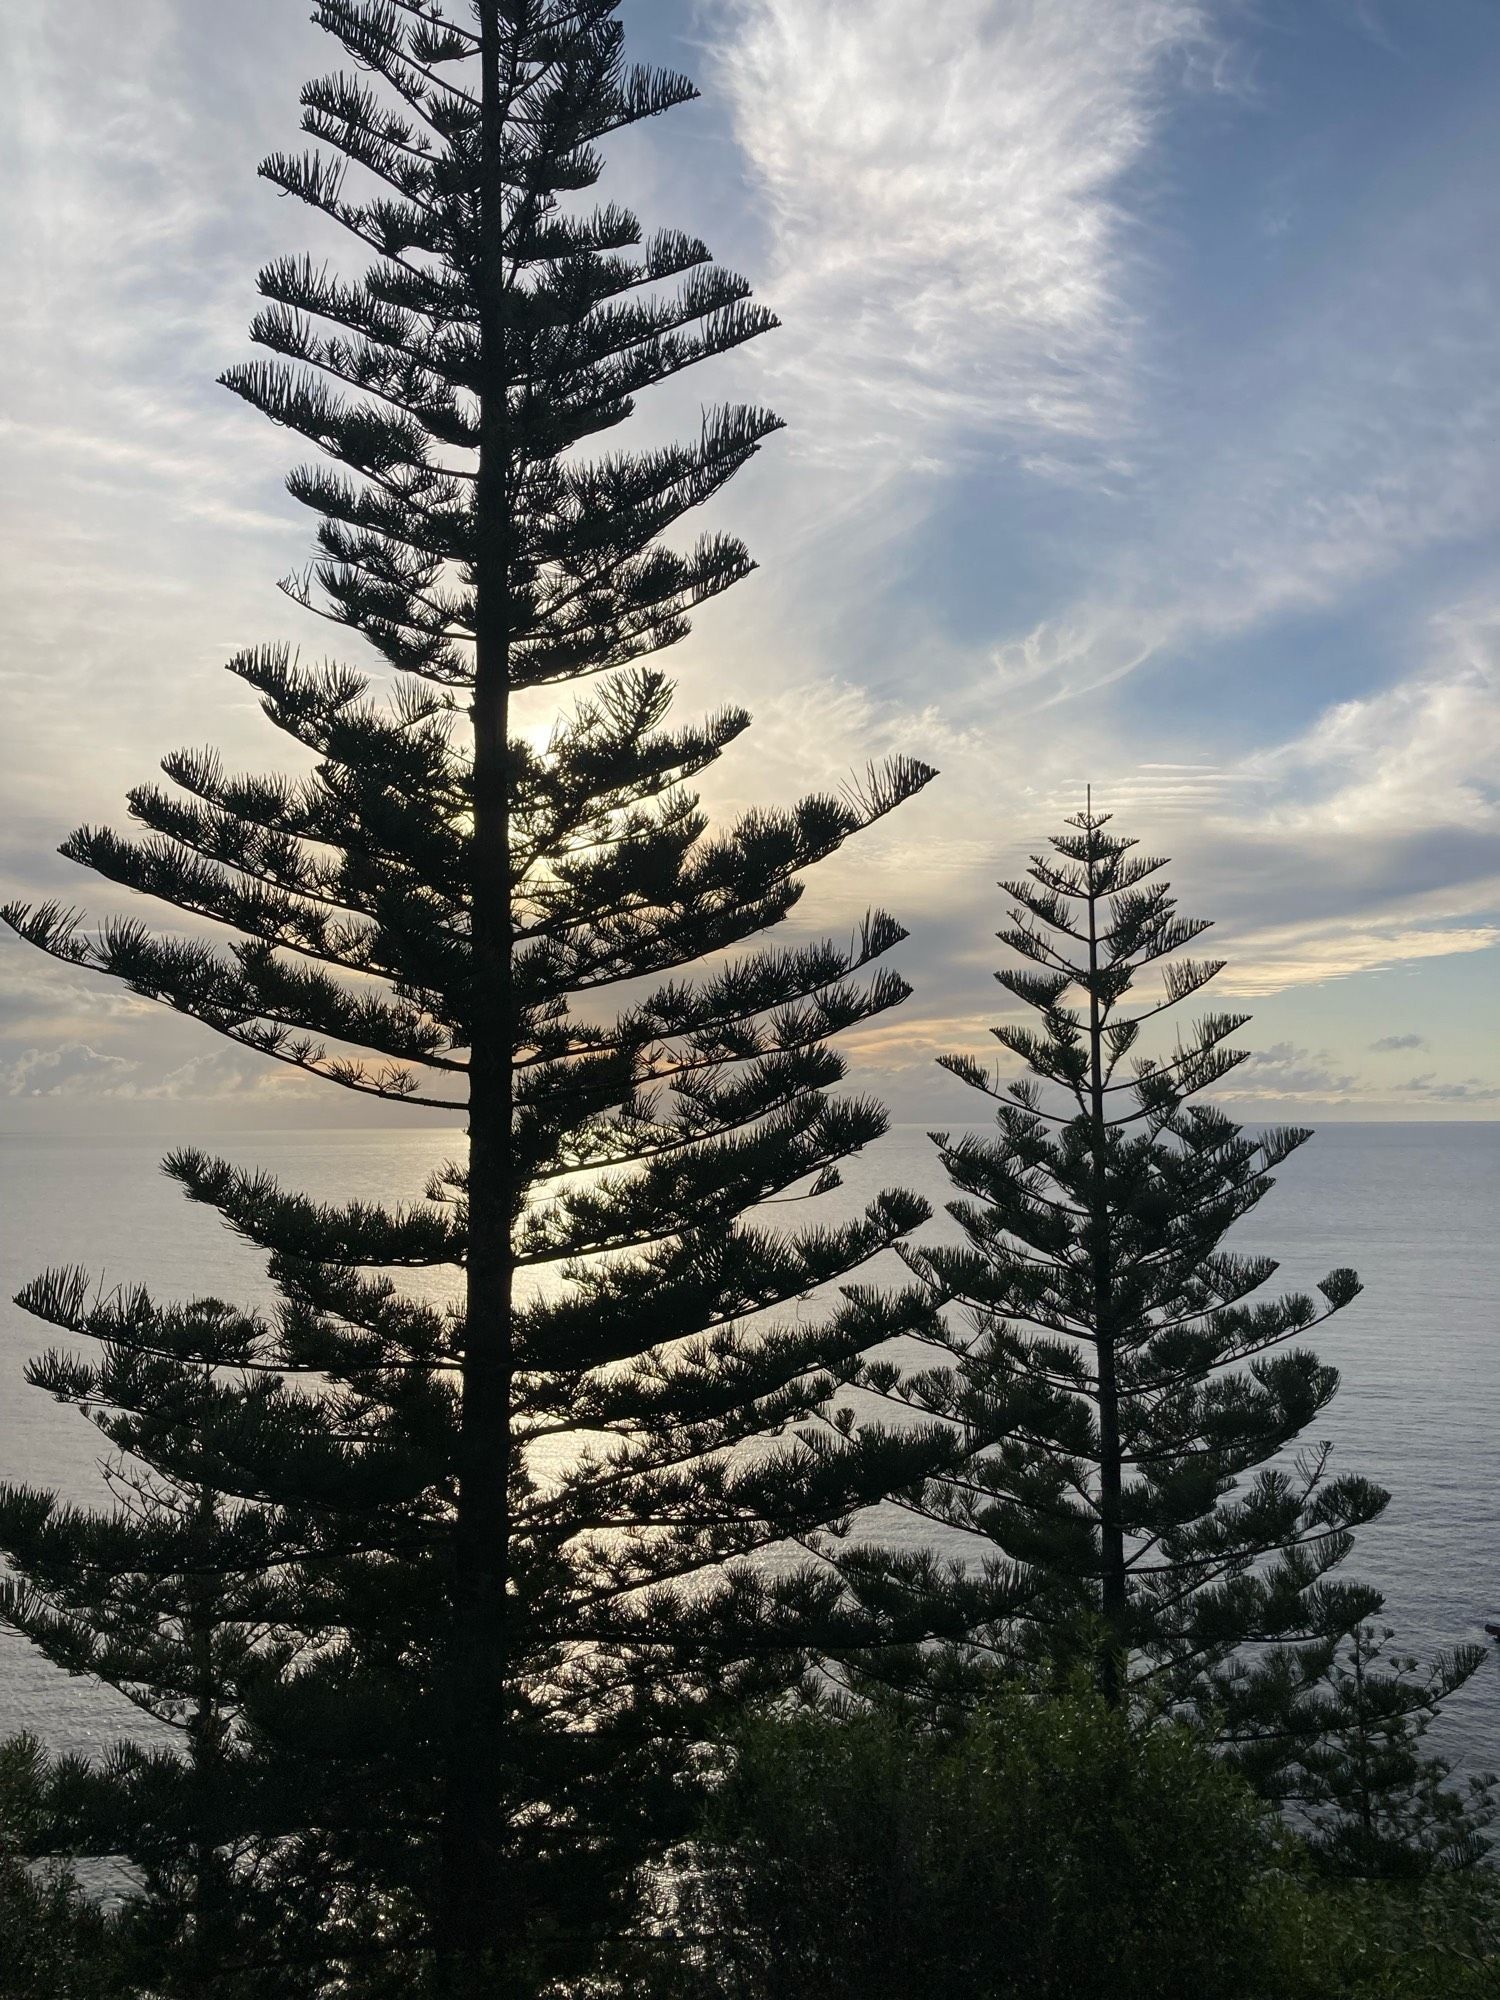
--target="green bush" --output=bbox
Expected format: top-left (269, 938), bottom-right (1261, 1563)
top-left (643, 1689), bottom-right (1275, 2000)
top-left (1256, 1869), bottom-right (1500, 1998)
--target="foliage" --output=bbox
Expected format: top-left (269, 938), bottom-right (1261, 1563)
top-left (635, 1690), bottom-right (1277, 2000)
top-left (0, 1367), bottom-right (298, 1992)
top-left (1256, 1866), bottom-right (1500, 1999)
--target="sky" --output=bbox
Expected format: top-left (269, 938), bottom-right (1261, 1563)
top-left (1, 0), bottom-right (1497, 1134)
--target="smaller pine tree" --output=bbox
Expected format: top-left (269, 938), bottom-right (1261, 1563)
top-left (0, 1307), bottom-right (304, 1996)
top-left (842, 802), bottom-right (1401, 1784)
top-left (1287, 1623), bottom-right (1495, 1878)
top-left (0, 1735), bottom-right (131, 2000)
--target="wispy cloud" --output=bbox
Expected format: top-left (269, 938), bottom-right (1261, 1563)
top-left (1245, 601), bottom-right (1500, 839)
top-left (989, 132), bottom-right (1500, 709)
top-left (711, 0), bottom-right (1210, 471)
top-left (1210, 923), bottom-right (1500, 999)
top-left (1181, 599), bottom-right (1500, 990)
top-left (695, 3), bottom-right (1500, 1031)
top-left (0, 1038), bottom-right (316, 1105)
top-left (4, 1), bottom-right (1498, 1128)
top-left (989, 388), bottom-right (1500, 712)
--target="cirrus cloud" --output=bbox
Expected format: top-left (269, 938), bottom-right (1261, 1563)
top-left (712, 0), bottom-right (1212, 470)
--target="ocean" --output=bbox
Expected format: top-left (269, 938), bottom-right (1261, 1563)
top-left (2, 1121), bottom-right (1497, 1782)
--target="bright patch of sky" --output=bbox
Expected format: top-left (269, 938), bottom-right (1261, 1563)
top-left (1, 0), bottom-right (1496, 1130)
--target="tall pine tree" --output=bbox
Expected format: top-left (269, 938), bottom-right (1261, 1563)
top-left (848, 803), bottom-right (1399, 1773)
top-left (1, 5), bottom-right (954, 1990)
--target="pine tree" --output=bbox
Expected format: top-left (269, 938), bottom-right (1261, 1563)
top-left (849, 802), bottom-right (1395, 1771)
top-left (0, 1325), bottom-right (316, 1997)
top-left (0, 1735), bottom-right (133, 2000)
top-left (0, 5), bottom-right (953, 1991)
top-left (1288, 1623), bottom-right (1495, 1878)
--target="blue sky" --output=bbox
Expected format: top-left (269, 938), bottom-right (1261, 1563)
top-left (1, 0), bottom-right (1497, 1129)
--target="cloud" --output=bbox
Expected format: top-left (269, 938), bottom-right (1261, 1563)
top-left (1217, 1041), bottom-right (1360, 1102)
top-left (0, 1), bottom-right (327, 847)
top-left (1370, 1033), bottom-right (1427, 1053)
top-left (2, 0), bottom-right (1497, 1130)
top-left (0, 1038), bottom-right (316, 1104)
top-left (126, 1049), bottom-right (293, 1102)
top-left (982, 103), bottom-right (1500, 711)
top-left (0, 953), bottom-right (149, 1038)
top-left (699, 8), bottom-right (1500, 1031)
top-left (2, 1043), bottom-right (140, 1098)
top-left (1245, 602), bottom-right (1500, 841)
top-left (712, 0), bottom-right (1210, 472)
top-left (978, 602), bottom-right (1500, 996)
top-left (1214, 1046), bottom-right (1500, 1113)
top-left (1, 3), bottom-right (298, 517)
top-left (988, 400), bottom-right (1500, 714)
top-left (1210, 922), bottom-right (1500, 999)
top-left (1186, 601), bottom-right (1500, 991)
top-left (1394, 1072), bottom-right (1500, 1105)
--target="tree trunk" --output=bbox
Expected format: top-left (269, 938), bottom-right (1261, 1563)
top-left (440, 6), bottom-right (519, 1990)
top-left (185, 1475), bottom-right (227, 1998)
top-left (1084, 824), bottom-right (1128, 1703)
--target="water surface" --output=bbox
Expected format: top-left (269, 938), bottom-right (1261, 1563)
top-left (2, 1122), bottom-right (1496, 1776)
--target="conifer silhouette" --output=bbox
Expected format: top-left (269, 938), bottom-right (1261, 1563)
top-left (1, 6), bottom-right (951, 1989)
top-left (846, 803), bottom-right (1395, 1776)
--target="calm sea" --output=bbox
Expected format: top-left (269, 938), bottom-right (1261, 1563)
top-left (2, 1122), bottom-right (1497, 1779)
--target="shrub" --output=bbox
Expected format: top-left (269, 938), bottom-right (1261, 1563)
top-left (646, 1689), bottom-right (1275, 2000)
top-left (1256, 1867), bottom-right (1500, 1998)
